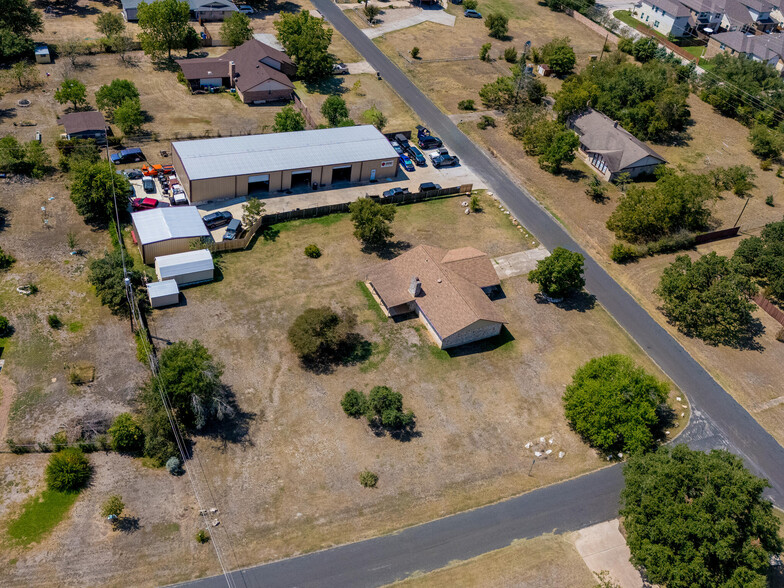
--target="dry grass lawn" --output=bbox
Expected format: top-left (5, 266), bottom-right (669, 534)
top-left (385, 533), bottom-right (596, 588)
top-left (0, 194), bottom-right (685, 586)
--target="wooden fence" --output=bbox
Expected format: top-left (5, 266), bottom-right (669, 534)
top-left (293, 93), bottom-right (318, 130)
top-left (206, 184), bottom-right (473, 254)
top-left (753, 294), bottom-right (784, 327)
top-left (694, 226), bottom-right (740, 245)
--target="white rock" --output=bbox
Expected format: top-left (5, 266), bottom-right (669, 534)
top-left (464, 208), bottom-right (470, 215)
top-left (548, 438), bottom-right (553, 444)
top-left (539, 437), bottom-right (545, 442)
top-left (545, 449), bottom-right (552, 455)
top-left (558, 451), bottom-right (565, 459)
top-left (524, 442), bottom-right (531, 449)
top-left (665, 431), bottom-right (671, 436)
top-left (534, 451), bottom-right (542, 457)
top-left (676, 396), bottom-right (682, 401)
top-left (212, 519), bottom-right (220, 526)
top-left (210, 508), bottom-right (218, 514)
top-left (681, 404), bottom-right (688, 408)
top-left (618, 452), bottom-right (623, 458)
top-left (681, 412), bottom-right (685, 417)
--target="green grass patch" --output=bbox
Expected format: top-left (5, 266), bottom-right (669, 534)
top-left (66, 322), bottom-right (84, 333)
top-left (10, 387), bottom-right (46, 422)
top-left (357, 281), bottom-right (388, 323)
top-left (429, 345), bottom-right (450, 361)
top-left (6, 490), bottom-right (80, 547)
top-left (613, 10), bottom-right (639, 28)
top-left (682, 45), bottom-right (705, 58)
top-left (151, 522), bottom-right (180, 538)
top-left (273, 213), bottom-right (347, 233)
top-left (359, 339), bottom-right (392, 373)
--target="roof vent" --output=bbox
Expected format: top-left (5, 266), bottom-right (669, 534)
top-left (409, 276), bottom-right (422, 297)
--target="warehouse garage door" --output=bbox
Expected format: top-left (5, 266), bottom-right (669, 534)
top-left (248, 174), bottom-right (269, 194)
top-left (291, 169), bottom-right (312, 188)
top-left (332, 165), bottom-right (352, 183)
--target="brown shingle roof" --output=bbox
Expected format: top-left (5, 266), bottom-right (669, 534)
top-left (367, 245), bottom-right (504, 339)
top-left (58, 110), bottom-right (105, 135)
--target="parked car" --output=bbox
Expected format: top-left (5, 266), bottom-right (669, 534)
top-left (142, 177), bottom-right (156, 193)
top-left (394, 133), bottom-right (410, 151)
top-left (131, 197), bottom-right (158, 211)
top-left (464, 8), bottom-right (482, 17)
top-left (390, 141), bottom-right (404, 155)
top-left (382, 187), bottom-right (410, 198)
top-left (124, 169), bottom-right (143, 180)
top-left (236, 4), bottom-right (254, 13)
top-left (223, 218), bottom-right (243, 240)
top-left (333, 62), bottom-right (350, 75)
top-left (170, 192), bottom-right (188, 206)
top-left (110, 147), bottom-right (143, 165)
top-left (407, 145), bottom-right (427, 166)
top-left (432, 152), bottom-right (460, 168)
top-left (418, 182), bottom-right (441, 192)
top-left (202, 210), bottom-right (233, 229)
top-left (143, 164), bottom-right (164, 176)
top-left (399, 154), bottom-right (415, 172)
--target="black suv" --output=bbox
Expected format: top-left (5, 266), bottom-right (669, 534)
top-left (202, 210), bottom-right (233, 229)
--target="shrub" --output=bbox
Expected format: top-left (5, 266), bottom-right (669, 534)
top-left (109, 413), bottom-right (144, 453)
top-left (760, 159), bottom-right (772, 171)
top-left (485, 13), bottom-right (508, 39)
top-left (469, 194), bottom-right (482, 212)
top-left (585, 176), bottom-right (607, 201)
top-left (366, 386), bottom-right (415, 431)
top-left (288, 307), bottom-right (357, 362)
top-left (362, 106), bottom-right (387, 131)
top-left (410, 46), bottom-right (420, 59)
top-left (777, 166), bottom-right (783, 177)
top-left (479, 42), bottom-right (492, 61)
top-left (45, 448), bottom-right (92, 492)
top-left (0, 315), bottom-right (10, 337)
top-left (51, 431), bottom-right (68, 452)
top-left (476, 115), bottom-right (496, 130)
top-left (101, 494), bottom-right (125, 523)
top-left (68, 368), bottom-right (86, 386)
top-left (341, 389), bottom-right (367, 417)
top-left (134, 328), bottom-right (149, 364)
top-left (47, 314), bottom-right (63, 330)
top-left (458, 99), bottom-right (475, 111)
top-left (528, 247), bottom-right (585, 299)
top-left (464, 0), bottom-right (478, 8)
top-left (196, 529), bottom-right (210, 544)
top-left (7, 439), bottom-right (31, 454)
top-left (321, 95), bottom-right (349, 127)
top-left (504, 46), bottom-right (518, 63)
top-left (766, 194), bottom-right (774, 206)
top-left (359, 470), bottom-right (378, 488)
top-left (166, 456), bottom-right (182, 475)
top-left (611, 242), bottom-right (641, 264)
top-left (0, 246), bottom-right (17, 270)
top-left (304, 244), bottom-right (322, 258)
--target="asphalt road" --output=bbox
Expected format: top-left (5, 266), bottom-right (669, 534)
top-left (179, 4), bottom-right (784, 586)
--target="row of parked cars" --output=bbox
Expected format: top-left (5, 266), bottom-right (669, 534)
top-left (203, 211), bottom-right (243, 240)
top-left (388, 126), bottom-right (460, 171)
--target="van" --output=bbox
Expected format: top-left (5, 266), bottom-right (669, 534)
top-left (142, 178), bottom-right (155, 194)
top-left (223, 218), bottom-right (242, 240)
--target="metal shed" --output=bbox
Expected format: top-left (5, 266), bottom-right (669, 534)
top-left (155, 249), bottom-right (214, 286)
top-left (148, 280), bottom-right (180, 308)
top-left (34, 43), bottom-right (51, 64)
top-left (132, 206), bottom-right (210, 264)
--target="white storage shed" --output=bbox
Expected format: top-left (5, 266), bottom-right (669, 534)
top-left (148, 280), bottom-right (180, 308)
top-left (155, 249), bottom-right (215, 286)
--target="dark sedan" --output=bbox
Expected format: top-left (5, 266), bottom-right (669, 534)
top-left (202, 210), bottom-right (233, 229)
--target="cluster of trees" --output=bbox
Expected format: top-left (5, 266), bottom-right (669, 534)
top-left (543, 0), bottom-right (595, 15)
top-left (0, 0), bottom-right (43, 62)
top-left (539, 37), bottom-right (576, 77)
top-left (275, 11), bottom-right (334, 82)
top-left (137, 0), bottom-right (201, 59)
top-left (341, 386), bottom-right (416, 434)
top-left (617, 36), bottom-right (659, 64)
top-left (95, 12), bottom-right (133, 62)
top-left (733, 220), bottom-right (784, 301)
top-left (0, 135), bottom-right (51, 178)
top-left (621, 445), bottom-right (782, 588)
top-left (554, 54), bottom-right (691, 142)
top-left (527, 247), bottom-right (585, 299)
top-left (508, 106), bottom-right (579, 173)
top-left (96, 79), bottom-right (144, 135)
top-left (563, 355), bottom-right (670, 456)
top-left (349, 197), bottom-right (397, 249)
top-left (87, 249), bottom-right (146, 315)
top-left (272, 105), bottom-right (306, 133)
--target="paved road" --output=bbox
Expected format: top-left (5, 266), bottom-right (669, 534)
top-left (181, 3), bottom-right (784, 586)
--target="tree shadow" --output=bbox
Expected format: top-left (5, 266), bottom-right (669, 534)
top-left (362, 239), bottom-right (411, 260)
top-left (152, 57), bottom-right (182, 72)
top-left (560, 167), bottom-right (587, 183)
top-left (200, 386), bottom-right (256, 450)
top-left (0, 108), bottom-right (17, 122)
top-left (116, 516), bottom-right (141, 533)
top-left (0, 206), bottom-right (9, 231)
top-left (34, 0), bottom-right (100, 16)
top-left (302, 76), bottom-right (347, 96)
top-left (368, 420), bottom-right (421, 442)
top-left (534, 291), bottom-right (597, 312)
top-left (443, 326), bottom-right (515, 357)
top-left (662, 311), bottom-right (765, 351)
top-left (300, 332), bottom-right (373, 374)
top-left (652, 403), bottom-right (677, 444)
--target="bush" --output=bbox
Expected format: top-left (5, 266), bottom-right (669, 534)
top-left (0, 315), bottom-right (10, 337)
top-left (766, 194), bottom-right (774, 206)
top-left (457, 99), bottom-right (475, 111)
top-left (464, 0), bottom-right (478, 8)
top-left (503, 46), bottom-right (517, 63)
top-left (51, 431), bottom-right (68, 452)
top-left (166, 456), bottom-right (182, 475)
top-left (469, 194), bottom-right (482, 212)
top-left (366, 386), bottom-right (415, 432)
top-left (341, 389), bottom-right (367, 417)
top-left (101, 494), bottom-right (125, 524)
top-left (7, 439), bottom-right (31, 454)
top-left (196, 529), bottom-right (210, 543)
top-left (304, 244), bottom-right (321, 258)
top-left (359, 470), bottom-right (378, 488)
top-left (109, 413), bottom-right (144, 453)
top-left (362, 106), bottom-right (387, 131)
top-left (760, 159), bottom-right (772, 171)
top-left (485, 13), bottom-right (508, 39)
top-left (540, 37), bottom-right (576, 76)
top-left (0, 246), bottom-right (15, 270)
top-left (135, 328), bottom-right (149, 364)
top-left (479, 42), bottom-right (492, 62)
top-left (410, 46), bottom-right (420, 59)
top-left (564, 355), bottom-right (670, 456)
top-left (749, 124), bottom-right (783, 160)
top-left (528, 247), bottom-right (585, 299)
top-left (585, 176), bottom-right (607, 201)
top-left (288, 307), bottom-right (357, 362)
top-left (610, 242), bottom-right (641, 264)
top-left (47, 314), bottom-right (62, 330)
top-left (45, 448), bottom-right (92, 492)
top-left (476, 115), bottom-right (496, 130)
top-left (321, 94), bottom-right (349, 127)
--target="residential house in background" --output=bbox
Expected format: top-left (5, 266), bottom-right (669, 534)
top-left (122, 0), bottom-right (238, 22)
top-left (367, 245), bottom-right (506, 349)
top-left (58, 111), bottom-right (107, 142)
top-left (568, 109), bottom-right (666, 181)
top-left (176, 39), bottom-right (295, 104)
top-left (721, 0), bottom-right (777, 32)
top-left (634, 0), bottom-right (694, 37)
top-left (705, 30), bottom-right (784, 71)
top-left (679, 0), bottom-right (725, 33)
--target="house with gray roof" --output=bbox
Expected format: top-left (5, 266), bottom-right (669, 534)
top-left (567, 109), bottom-right (666, 181)
top-left (131, 206), bottom-right (210, 263)
top-left (633, 0), bottom-right (694, 37)
top-left (122, 0), bottom-right (237, 21)
top-left (720, 0), bottom-right (777, 32)
top-left (705, 30), bottom-right (784, 71)
top-left (58, 111), bottom-right (107, 142)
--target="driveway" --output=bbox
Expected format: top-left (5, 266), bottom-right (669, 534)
top-left (362, 6), bottom-right (455, 38)
top-left (493, 246), bottom-right (549, 279)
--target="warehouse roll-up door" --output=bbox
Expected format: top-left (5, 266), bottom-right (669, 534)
top-left (248, 174), bottom-right (270, 193)
top-left (332, 165), bottom-right (352, 183)
top-left (291, 169), bottom-right (312, 188)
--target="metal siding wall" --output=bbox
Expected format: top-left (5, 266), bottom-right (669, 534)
top-left (190, 176), bottom-right (237, 202)
top-left (142, 238), bottom-right (196, 265)
top-left (172, 268), bottom-right (214, 286)
top-left (171, 147), bottom-right (189, 200)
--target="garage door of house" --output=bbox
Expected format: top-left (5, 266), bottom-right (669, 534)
top-left (332, 165), bottom-right (352, 184)
top-left (248, 174), bottom-right (269, 194)
top-left (291, 170), bottom-right (312, 188)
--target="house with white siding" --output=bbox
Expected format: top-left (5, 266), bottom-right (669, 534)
top-left (633, 0), bottom-right (694, 37)
top-left (705, 30), bottom-right (784, 72)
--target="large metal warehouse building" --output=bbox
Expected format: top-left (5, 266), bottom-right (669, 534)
top-left (131, 207), bottom-right (210, 264)
top-left (171, 125), bottom-right (400, 203)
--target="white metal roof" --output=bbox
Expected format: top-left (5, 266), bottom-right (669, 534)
top-left (155, 249), bottom-right (214, 279)
top-left (172, 125), bottom-right (399, 181)
top-left (132, 206), bottom-right (209, 245)
top-left (147, 280), bottom-right (180, 297)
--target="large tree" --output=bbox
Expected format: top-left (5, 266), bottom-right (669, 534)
top-left (95, 79), bottom-right (140, 117)
top-left (655, 252), bottom-right (758, 345)
top-left (288, 306), bottom-right (357, 362)
top-left (0, 0), bottom-right (42, 62)
top-left (485, 13), bottom-right (509, 39)
top-left (272, 105), bottom-right (306, 133)
top-left (96, 12), bottom-right (126, 39)
top-left (137, 0), bottom-right (191, 59)
top-left (220, 12), bottom-right (253, 48)
top-left (274, 11), bottom-right (334, 82)
top-left (113, 98), bottom-right (145, 135)
top-left (621, 445), bottom-right (782, 588)
top-left (87, 250), bottom-right (146, 316)
top-left (732, 219), bottom-right (784, 301)
top-left (563, 355), bottom-right (670, 456)
top-left (540, 37), bottom-right (576, 76)
top-left (527, 246), bottom-right (585, 299)
top-left (321, 94), bottom-right (349, 127)
top-left (54, 79), bottom-right (88, 110)
top-left (70, 161), bottom-right (131, 224)
top-left (349, 197), bottom-right (396, 249)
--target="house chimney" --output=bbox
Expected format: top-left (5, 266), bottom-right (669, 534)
top-left (229, 61), bottom-right (236, 87)
top-left (409, 276), bottom-right (422, 297)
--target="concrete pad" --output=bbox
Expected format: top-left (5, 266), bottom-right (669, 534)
top-left (346, 60), bottom-right (376, 74)
top-left (363, 7), bottom-right (455, 38)
top-left (571, 519), bottom-right (645, 588)
top-left (252, 33), bottom-right (284, 51)
top-left (492, 246), bottom-right (549, 279)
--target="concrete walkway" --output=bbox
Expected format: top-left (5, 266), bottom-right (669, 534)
top-left (571, 519), bottom-right (645, 588)
top-left (492, 246), bottom-right (549, 279)
top-left (362, 7), bottom-right (455, 38)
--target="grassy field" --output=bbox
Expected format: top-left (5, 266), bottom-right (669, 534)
top-left (385, 534), bottom-right (596, 587)
top-left (6, 490), bottom-right (80, 547)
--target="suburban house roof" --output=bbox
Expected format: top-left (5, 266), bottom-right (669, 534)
top-left (570, 109), bottom-right (666, 173)
top-left (176, 39), bottom-right (295, 93)
top-left (155, 249), bottom-right (214, 278)
top-left (147, 280), bottom-right (180, 297)
top-left (172, 125), bottom-right (399, 181)
top-left (712, 30), bottom-right (784, 59)
top-left (367, 245), bottom-right (505, 339)
top-left (736, 0), bottom-right (773, 12)
top-left (121, 0), bottom-right (238, 12)
top-left (132, 206), bottom-right (209, 245)
top-left (58, 111), bottom-right (106, 135)
top-left (641, 0), bottom-right (691, 18)
top-left (721, 0), bottom-right (757, 25)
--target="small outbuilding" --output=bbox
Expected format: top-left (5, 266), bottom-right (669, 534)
top-left (34, 43), bottom-right (51, 64)
top-left (132, 206), bottom-right (210, 264)
top-left (58, 111), bottom-right (107, 142)
top-left (148, 280), bottom-right (181, 308)
top-left (154, 249), bottom-right (214, 286)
